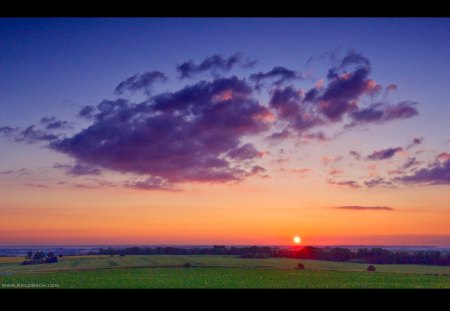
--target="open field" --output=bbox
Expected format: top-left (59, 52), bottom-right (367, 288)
top-left (1, 255), bottom-right (450, 288)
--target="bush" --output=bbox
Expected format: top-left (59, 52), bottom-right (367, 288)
top-left (297, 262), bottom-right (305, 270)
top-left (183, 263), bottom-right (192, 268)
top-left (367, 265), bottom-right (376, 272)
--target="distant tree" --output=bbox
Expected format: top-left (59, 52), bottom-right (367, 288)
top-left (367, 265), bottom-right (376, 272)
top-left (183, 263), bottom-right (192, 268)
top-left (32, 251), bottom-right (45, 261)
top-left (58, 254), bottom-right (64, 258)
top-left (297, 262), bottom-right (305, 270)
top-left (47, 252), bottom-right (55, 258)
top-left (26, 251), bottom-right (33, 259)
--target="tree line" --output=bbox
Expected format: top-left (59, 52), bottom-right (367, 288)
top-left (93, 245), bottom-right (450, 266)
top-left (21, 251), bottom-right (62, 265)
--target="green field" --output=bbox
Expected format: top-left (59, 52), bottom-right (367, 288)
top-left (1, 255), bottom-right (449, 288)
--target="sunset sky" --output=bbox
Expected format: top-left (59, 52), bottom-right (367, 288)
top-left (1, 18), bottom-right (449, 246)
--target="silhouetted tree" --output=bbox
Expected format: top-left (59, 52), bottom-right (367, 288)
top-left (26, 251), bottom-right (33, 259)
top-left (297, 262), bottom-right (305, 270)
top-left (32, 251), bottom-right (45, 261)
top-left (367, 265), bottom-right (376, 272)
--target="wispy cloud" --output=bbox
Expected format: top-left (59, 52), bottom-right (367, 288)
top-left (334, 205), bottom-right (394, 211)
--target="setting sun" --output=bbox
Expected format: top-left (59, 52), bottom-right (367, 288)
top-left (293, 236), bottom-right (301, 244)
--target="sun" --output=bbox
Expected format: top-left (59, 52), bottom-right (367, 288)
top-left (293, 236), bottom-right (301, 244)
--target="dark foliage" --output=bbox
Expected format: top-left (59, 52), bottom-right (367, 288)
top-left (93, 246), bottom-right (450, 266)
top-left (21, 251), bottom-right (58, 265)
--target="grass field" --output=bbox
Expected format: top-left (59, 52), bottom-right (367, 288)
top-left (1, 255), bottom-right (449, 288)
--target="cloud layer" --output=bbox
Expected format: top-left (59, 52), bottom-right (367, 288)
top-left (335, 205), bottom-right (394, 211)
top-left (0, 51), bottom-right (424, 190)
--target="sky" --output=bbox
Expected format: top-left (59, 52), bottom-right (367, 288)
top-left (1, 18), bottom-right (449, 246)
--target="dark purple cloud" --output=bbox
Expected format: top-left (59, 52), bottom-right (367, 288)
top-left (115, 71), bottom-right (167, 95)
top-left (301, 51), bottom-right (418, 127)
top-left (364, 177), bottom-right (393, 188)
top-left (302, 131), bottom-right (329, 142)
top-left (268, 130), bottom-right (291, 140)
top-left (385, 83), bottom-right (397, 94)
top-left (248, 165), bottom-right (266, 176)
top-left (315, 51), bottom-right (378, 121)
top-left (335, 205), bottom-right (393, 211)
top-left (125, 177), bottom-right (175, 191)
top-left (51, 76), bottom-right (271, 185)
top-left (0, 170), bottom-right (14, 175)
top-left (1, 123), bottom-right (62, 144)
top-left (177, 53), bottom-right (256, 79)
top-left (406, 137), bottom-right (424, 149)
top-left (0, 126), bottom-right (16, 136)
top-left (346, 101), bottom-right (418, 128)
top-left (227, 143), bottom-right (263, 160)
top-left (395, 153), bottom-right (450, 185)
top-left (366, 147), bottom-right (403, 161)
top-left (402, 157), bottom-right (421, 170)
top-left (349, 150), bottom-right (362, 161)
top-left (250, 66), bottom-right (302, 88)
top-left (54, 162), bottom-right (102, 176)
top-left (327, 179), bottom-right (361, 188)
top-left (78, 106), bottom-right (96, 119)
top-left (40, 116), bottom-right (72, 130)
top-left (383, 101), bottom-right (419, 121)
top-left (269, 86), bottom-right (322, 134)
top-left (15, 125), bottom-right (58, 144)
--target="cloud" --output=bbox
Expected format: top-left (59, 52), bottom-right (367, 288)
top-left (249, 66), bottom-right (302, 88)
top-left (177, 53), bottom-right (256, 79)
top-left (402, 157), bottom-right (422, 170)
top-left (0, 124), bottom-right (60, 144)
top-left (115, 71), bottom-right (167, 95)
top-left (268, 86), bottom-right (323, 136)
top-left (290, 168), bottom-right (310, 174)
top-left (349, 150), bottom-right (362, 161)
top-left (335, 205), bottom-right (393, 211)
top-left (247, 165), bottom-right (267, 177)
top-left (366, 147), bottom-right (403, 161)
top-left (328, 168), bottom-right (343, 176)
top-left (406, 137), bottom-right (423, 149)
top-left (51, 76), bottom-right (271, 186)
top-left (24, 183), bottom-right (50, 189)
top-left (321, 155), bottom-right (343, 165)
top-left (1, 51), bottom-right (424, 191)
top-left (0, 168), bottom-right (29, 175)
top-left (346, 101), bottom-right (418, 128)
top-left (0, 126), bottom-right (16, 136)
top-left (364, 177), bottom-right (393, 188)
top-left (53, 162), bottom-right (102, 176)
top-left (395, 153), bottom-right (450, 185)
top-left (268, 130), bottom-right (291, 140)
top-left (327, 179), bottom-right (361, 188)
top-left (314, 51), bottom-right (377, 121)
top-left (78, 106), bottom-right (96, 119)
top-left (40, 116), bottom-right (72, 130)
top-left (125, 177), bottom-right (176, 191)
top-left (227, 143), bottom-right (263, 160)
top-left (385, 83), bottom-right (398, 94)
top-left (302, 131), bottom-right (330, 142)
top-left (16, 125), bottom-right (58, 144)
